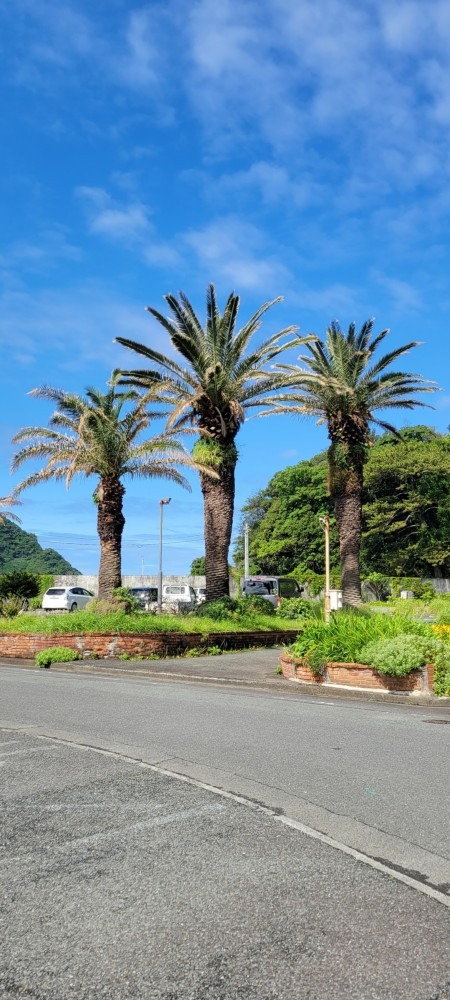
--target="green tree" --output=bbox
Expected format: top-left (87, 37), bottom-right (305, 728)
top-left (116, 285), bottom-right (305, 600)
top-left (363, 431), bottom-right (450, 577)
top-left (234, 458), bottom-right (338, 577)
top-left (235, 427), bottom-right (450, 587)
top-left (0, 570), bottom-right (40, 600)
top-left (190, 556), bottom-right (206, 575)
top-left (275, 321), bottom-right (435, 604)
top-left (12, 373), bottom-right (195, 599)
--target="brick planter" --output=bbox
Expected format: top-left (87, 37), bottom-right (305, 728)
top-left (279, 653), bottom-right (324, 683)
top-left (280, 653), bottom-right (435, 694)
top-left (0, 629), bottom-right (299, 661)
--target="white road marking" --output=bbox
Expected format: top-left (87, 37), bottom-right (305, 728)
top-left (2, 725), bottom-right (450, 910)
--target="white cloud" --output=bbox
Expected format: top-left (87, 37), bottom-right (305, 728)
top-left (76, 186), bottom-right (183, 269)
top-left (76, 187), bottom-right (150, 241)
top-left (117, 9), bottom-right (159, 88)
top-left (371, 271), bottom-right (422, 313)
top-left (183, 216), bottom-right (292, 293)
top-left (0, 281), bottom-right (166, 371)
top-left (0, 227), bottom-right (81, 275)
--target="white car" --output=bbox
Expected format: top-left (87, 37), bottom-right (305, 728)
top-left (161, 584), bottom-right (197, 612)
top-left (42, 586), bottom-right (94, 612)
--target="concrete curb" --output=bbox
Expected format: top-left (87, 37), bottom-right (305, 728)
top-left (1, 657), bottom-right (450, 709)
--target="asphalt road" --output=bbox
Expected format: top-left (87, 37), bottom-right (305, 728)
top-left (2, 728), bottom-right (450, 1000)
top-left (1, 666), bottom-right (450, 998)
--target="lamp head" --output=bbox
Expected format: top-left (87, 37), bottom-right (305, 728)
top-left (160, 497), bottom-right (172, 505)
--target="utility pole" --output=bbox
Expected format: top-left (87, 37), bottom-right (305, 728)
top-left (244, 521), bottom-right (249, 578)
top-left (158, 498), bottom-right (171, 612)
top-left (319, 514), bottom-right (331, 624)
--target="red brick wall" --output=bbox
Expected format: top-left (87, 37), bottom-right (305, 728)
top-left (280, 654), bottom-right (434, 693)
top-left (0, 629), bottom-right (298, 660)
top-left (279, 655), bottom-right (323, 683)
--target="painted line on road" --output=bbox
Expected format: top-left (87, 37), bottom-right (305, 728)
top-left (2, 724), bottom-right (450, 911)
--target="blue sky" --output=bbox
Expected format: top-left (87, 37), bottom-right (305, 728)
top-left (1, 0), bottom-right (450, 575)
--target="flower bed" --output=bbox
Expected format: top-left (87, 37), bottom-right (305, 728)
top-left (279, 653), bottom-right (434, 694)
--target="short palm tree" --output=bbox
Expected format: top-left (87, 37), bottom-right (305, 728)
top-left (116, 285), bottom-right (303, 600)
top-left (11, 372), bottom-right (196, 599)
top-left (273, 320), bottom-right (436, 605)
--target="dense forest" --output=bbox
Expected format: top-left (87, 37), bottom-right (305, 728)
top-left (233, 427), bottom-right (450, 580)
top-left (0, 520), bottom-right (79, 574)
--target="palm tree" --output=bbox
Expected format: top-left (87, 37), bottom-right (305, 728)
top-left (273, 320), bottom-right (436, 605)
top-left (11, 372), bottom-right (196, 599)
top-left (0, 496), bottom-right (21, 524)
top-left (115, 285), bottom-right (303, 600)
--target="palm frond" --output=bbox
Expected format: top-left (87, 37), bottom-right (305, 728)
top-left (0, 495), bottom-right (22, 524)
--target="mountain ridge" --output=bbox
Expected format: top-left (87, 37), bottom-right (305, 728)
top-left (0, 520), bottom-right (80, 574)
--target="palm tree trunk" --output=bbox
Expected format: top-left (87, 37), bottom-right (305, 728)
top-left (96, 476), bottom-right (125, 599)
top-left (329, 445), bottom-right (363, 607)
top-left (200, 461), bottom-right (235, 601)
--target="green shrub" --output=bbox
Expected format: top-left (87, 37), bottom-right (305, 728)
top-left (112, 588), bottom-right (141, 613)
top-left (0, 571), bottom-right (40, 600)
top-left (364, 573), bottom-right (391, 601)
top-left (276, 598), bottom-right (320, 621)
top-left (297, 569), bottom-right (341, 597)
top-left (29, 596), bottom-right (43, 610)
top-left (358, 635), bottom-right (441, 676)
top-left (38, 574), bottom-right (54, 596)
top-left (389, 577), bottom-right (435, 600)
top-left (35, 646), bottom-right (80, 668)
top-left (86, 592), bottom-right (140, 615)
top-left (0, 595), bottom-right (24, 618)
top-left (240, 595), bottom-right (276, 616)
top-left (207, 645), bottom-right (223, 655)
top-left (185, 646), bottom-right (204, 657)
top-left (433, 647), bottom-right (450, 696)
top-left (195, 597), bottom-right (241, 620)
top-left (290, 609), bottom-right (430, 671)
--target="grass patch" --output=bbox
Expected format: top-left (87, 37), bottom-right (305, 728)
top-left (0, 609), bottom-right (303, 636)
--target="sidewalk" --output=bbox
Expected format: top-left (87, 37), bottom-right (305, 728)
top-left (1, 650), bottom-right (450, 708)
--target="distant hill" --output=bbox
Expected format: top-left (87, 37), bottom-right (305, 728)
top-left (0, 520), bottom-right (80, 574)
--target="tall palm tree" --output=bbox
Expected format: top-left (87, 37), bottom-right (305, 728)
top-left (273, 320), bottom-right (436, 605)
top-left (116, 285), bottom-right (304, 600)
top-left (11, 372), bottom-right (196, 599)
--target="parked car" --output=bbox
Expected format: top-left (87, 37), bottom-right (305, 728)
top-left (161, 584), bottom-right (197, 612)
top-left (42, 586), bottom-right (94, 612)
top-left (241, 576), bottom-right (303, 607)
top-left (195, 587), bottom-right (207, 604)
top-left (128, 587), bottom-right (158, 610)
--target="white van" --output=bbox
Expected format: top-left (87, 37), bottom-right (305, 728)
top-left (161, 584), bottom-right (197, 612)
top-left (241, 576), bottom-right (303, 607)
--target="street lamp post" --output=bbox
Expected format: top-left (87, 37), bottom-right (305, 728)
top-left (158, 498), bottom-right (171, 612)
top-left (244, 521), bottom-right (249, 578)
top-left (319, 514), bottom-right (331, 625)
